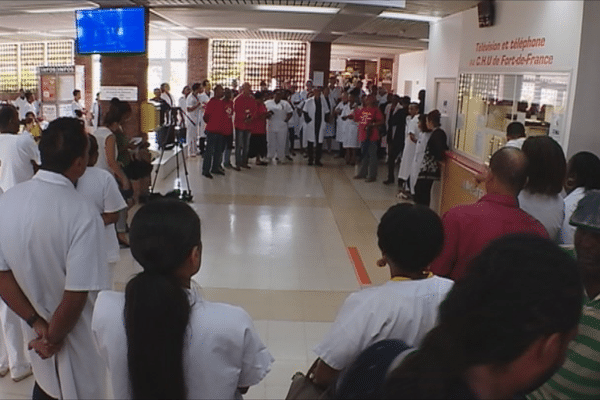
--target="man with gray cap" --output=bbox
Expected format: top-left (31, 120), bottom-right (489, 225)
top-left (527, 190), bottom-right (600, 400)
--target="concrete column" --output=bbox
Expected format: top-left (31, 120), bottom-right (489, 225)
top-left (188, 38), bottom-right (209, 84)
top-left (309, 42), bottom-right (331, 86)
top-left (74, 55), bottom-right (93, 111)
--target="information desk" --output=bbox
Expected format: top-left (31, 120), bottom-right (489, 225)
top-left (440, 151), bottom-right (488, 215)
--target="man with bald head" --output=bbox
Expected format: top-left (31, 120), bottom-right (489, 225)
top-left (430, 147), bottom-right (549, 281)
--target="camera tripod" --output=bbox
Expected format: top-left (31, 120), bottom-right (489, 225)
top-left (150, 107), bottom-right (195, 202)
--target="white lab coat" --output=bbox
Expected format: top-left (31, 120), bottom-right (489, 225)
top-left (314, 277), bottom-right (453, 370)
top-left (91, 101), bottom-right (100, 129)
top-left (185, 93), bottom-right (202, 156)
top-left (0, 133), bottom-right (40, 192)
top-left (335, 102), bottom-right (347, 143)
top-left (398, 115), bottom-right (420, 181)
top-left (302, 95), bottom-right (330, 146)
top-left (71, 100), bottom-right (83, 118)
top-left (409, 131), bottom-right (432, 193)
top-left (0, 170), bottom-right (109, 399)
top-left (76, 167), bottom-right (127, 266)
top-left (559, 187), bottom-right (586, 245)
top-left (92, 287), bottom-right (274, 400)
top-left (342, 103), bottom-right (359, 148)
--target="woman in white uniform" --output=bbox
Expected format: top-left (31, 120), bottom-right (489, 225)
top-left (518, 136), bottom-right (566, 242)
top-left (92, 200), bottom-right (273, 399)
top-left (341, 93), bottom-right (359, 165)
top-left (334, 92), bottom-right (348, 152)
top-left (265, 90), bottom-right (293, 164)
top-left (397, 103), bottom-right (420, 194)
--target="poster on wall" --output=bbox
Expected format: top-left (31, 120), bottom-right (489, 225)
top-left (42, 104), bottom-right (57, 121)
top-left (41, 75), bottom-right (56, 102)
top-left (58, 104), bottom-right (73, 118)
top-left (58, 75), bottom-right (75, 102)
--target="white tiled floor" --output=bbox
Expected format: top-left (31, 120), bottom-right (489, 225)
top-left (0, 154), bottom-right (400, 399)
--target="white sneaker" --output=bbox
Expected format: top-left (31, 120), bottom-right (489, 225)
top-left (11, 365), bottom-right (32, 382)
top-left (0, 364), bottom-right (8, 377)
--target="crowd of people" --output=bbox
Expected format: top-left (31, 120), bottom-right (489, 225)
top-left (154, 77), bottom-right (443, 206)
top-left (0, 75), bottom-right (599, 399)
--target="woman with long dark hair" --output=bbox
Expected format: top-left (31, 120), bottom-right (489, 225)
top-left (92, 200), bottom-right (273, 399)
top-left (519, 136), bottom-right (567, 242)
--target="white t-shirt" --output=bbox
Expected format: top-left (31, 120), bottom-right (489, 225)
top-left (92, 287), bottom-right (274, 399)
top-left (518, 190), bottom-right (565, 242)
top-left (558, 187), bottom-right (586, 245)
top-left (505, 137), bottom-right (526, 149)
top-left (265, 99), bottom-right (293, 131)
top-left (92, 127), bottom-right (116, 174)
top-left (76, 167), bottom-right (127, 264)
top-left (0, 133), bottom-right (40, 192)
top-left (72, 100), bottom-right (83, 117)
top-left (0, 170), bottom-right (109, 399)
top-left (19, 101), bottom-right (37, 121)
top-left (13, 96), bottom-right (27, 115)
top-left (314, 276), bottom-right (454, 370)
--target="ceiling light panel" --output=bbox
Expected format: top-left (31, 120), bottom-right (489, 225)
top-left (379, 12), bottom-right (440, 22)
top-left (254, 5), bottom-right (339, 14)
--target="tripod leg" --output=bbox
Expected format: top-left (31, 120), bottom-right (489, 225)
top-left (179, 141), bottom-right (192, 196)
top-left (151, 146), bottom-right (166, 193)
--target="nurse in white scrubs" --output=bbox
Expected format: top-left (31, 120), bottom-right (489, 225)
top-left (265, 90), bottom-right (293, 164)
top-left (397, 103), bottom-right (420, 194)
top-left (92, 200), bottom-right (273, 400)
top-left (409, 115), bottom-right (432, 195)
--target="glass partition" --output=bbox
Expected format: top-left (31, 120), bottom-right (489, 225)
top-left (454, 72), bottom-right (569, 163)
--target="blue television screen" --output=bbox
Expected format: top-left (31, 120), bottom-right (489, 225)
top-left (76, 7), bottom-right (146, 54)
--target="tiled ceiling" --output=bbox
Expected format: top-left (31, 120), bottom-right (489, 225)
top-left (0, 0), bottom-right (479, 58)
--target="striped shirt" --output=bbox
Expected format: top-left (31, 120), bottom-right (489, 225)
top-left (526, 294), bottom-right (600, 399)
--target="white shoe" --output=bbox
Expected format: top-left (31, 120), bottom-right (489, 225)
top-left (0, 364), bottom-right (8, 377)
top-left (11, 365), bottom-right (32, 382)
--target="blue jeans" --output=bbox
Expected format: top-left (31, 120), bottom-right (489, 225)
top-left (358, 140), bottom-right (378, 180)
top-left (235, 129), bottom-right (251, 167)
top-left (203, 132), bottom-right (225, 174)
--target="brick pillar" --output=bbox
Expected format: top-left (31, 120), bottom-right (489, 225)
top-left (188, 39), bottom-right (209, 84)
top-left (99, 7), bottom-right (149, 138)
top-left (74, 55), bottom-right (93, 111)
top-left (309, 42), bottom-right (331, 86)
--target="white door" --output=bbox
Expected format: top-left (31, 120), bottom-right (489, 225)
top-left (434, 78), bottom-right (456, 142)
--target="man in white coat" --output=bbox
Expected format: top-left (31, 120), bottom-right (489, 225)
top-left (0, 104), bottom-right (39, 382)
top-left (398, 103), bottom-right (420, 193)
top-left (0, 117), bottom-right (109, 400)
top-left (302, 87), bottom-right (330, 166)
top-left (186, 83), bottom-right (204, 157)
top-left (265, 90), bottom-right (293, 164)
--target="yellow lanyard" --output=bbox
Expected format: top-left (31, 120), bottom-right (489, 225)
top-left (391, 271), bottom-right (434, 282)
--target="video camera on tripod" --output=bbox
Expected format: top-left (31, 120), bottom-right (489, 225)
top-left (150, 103), bottom-right (196, 202)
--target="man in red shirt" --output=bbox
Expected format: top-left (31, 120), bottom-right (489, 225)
top-left (430, 147), bottom-right (549, 281)
top-left (353, 94), bottom-right (384, 182)
top-left (202, 85), bottom-right (229, 178)
top-left (233, 83), bottom-right (257, 169)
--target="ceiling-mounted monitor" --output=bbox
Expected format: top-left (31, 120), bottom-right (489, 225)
top-left (478, 0), bottom-right (495, 28)
top-left (76, 7), bottom-right (146, 54)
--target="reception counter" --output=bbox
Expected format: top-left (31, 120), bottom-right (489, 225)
top-left (440, 151), bottom-right (488, 215)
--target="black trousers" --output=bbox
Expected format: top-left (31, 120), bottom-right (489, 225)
top-left (386, 139), bottom-right (404, 182)
top-left (414, 178), bottom-right (434, 207)
top-left (33, 382), bottom-right (57, 400)
top-left (307, 141), bottom-right (322, 164)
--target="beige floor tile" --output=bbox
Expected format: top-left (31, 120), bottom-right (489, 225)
top-left (265, 384), bottom-right (292, 400)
